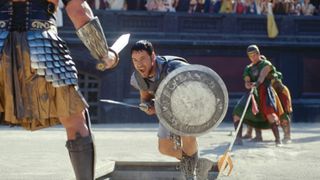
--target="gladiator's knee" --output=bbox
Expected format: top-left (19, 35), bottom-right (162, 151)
top-left (181, 136), bottom-right (197, 156)
top-left (158, 139), bottom-right (175, 156)
top-left (267, 113), bottom-right (279, 125)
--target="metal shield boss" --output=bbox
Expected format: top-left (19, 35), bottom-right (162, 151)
top-left (155, 65), bottom-right (228, 136)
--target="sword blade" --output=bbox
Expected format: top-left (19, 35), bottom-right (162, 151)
top-left (100, 99), bottom-right (140, 108)
top-left (110, 33), bottom-right (130, 54)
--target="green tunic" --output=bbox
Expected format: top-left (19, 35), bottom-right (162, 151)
top-left (233, 59), bottom-right (280, 129)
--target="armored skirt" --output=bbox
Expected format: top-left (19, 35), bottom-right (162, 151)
top-left (0, 30), bottom-right (88, 131)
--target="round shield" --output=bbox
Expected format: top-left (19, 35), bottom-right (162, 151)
top-left (155, 64), bottom-right (228, 136)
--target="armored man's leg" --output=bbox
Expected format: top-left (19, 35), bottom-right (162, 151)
top-left (180, 151), bottom-right (198, 180)
top-left (66, 134), bottom-right (94, 180)
top-left (196, 158), bottom-right (214, 180)
top-left (61, 110), bottom-right (95, 180)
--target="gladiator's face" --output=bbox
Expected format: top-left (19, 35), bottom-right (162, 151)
top-left (132, 50), bottom-right (156, 78)
top-left (247, 52), bottom-right (260, 64)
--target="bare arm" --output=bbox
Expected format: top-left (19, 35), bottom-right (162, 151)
top-left (62, 0), bottom-right (119, 70)
top-left (244, 76), bottom-right (253, 89)
top-left (257, 65), bottom-right (271, 85)
top-left (140, 90), bottom-right (156, 115)
top-left (64, 0), bottom-right (93, 29)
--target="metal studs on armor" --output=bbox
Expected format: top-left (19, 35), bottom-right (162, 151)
top-left (0, 31), bottom-right (9, 52)
top-left (27, 31), bottom-right (78, 87)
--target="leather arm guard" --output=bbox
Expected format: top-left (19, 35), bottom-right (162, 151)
top-left (76, 17), bottom-right (119, 70)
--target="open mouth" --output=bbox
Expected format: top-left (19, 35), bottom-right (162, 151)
top-left (138, 67), bottom-right (146, 75)
top-left (138, 68), bottom-right (145, 73)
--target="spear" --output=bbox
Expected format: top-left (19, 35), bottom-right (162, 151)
top-left (217, 88), bottom-right (255, 178)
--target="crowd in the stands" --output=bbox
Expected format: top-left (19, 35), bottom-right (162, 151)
top-left (86, 0), bottom-right (319, 16)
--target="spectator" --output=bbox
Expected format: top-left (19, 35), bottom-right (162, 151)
top-left (189, 0), bottom-right (197, 13)
top-left (145, 0), bottom-right (166, 11)
top-left (283, 0), bottom-right (294, 14)
top-left (204, 0), bottom-right (212, 12)
top-left (163, 0), bottom-right (178, 11)
top-left (258, 0), bottom-right (269, 15)
top-left (256, 0), bottom-right (262, 14)
top-left (212, 0), bottom-right (223, 13)
top-left (245, 0), bottom-right (258, 14)
top-left (108, 0), bottom-right (126, 10)
top-left (176, 0), bottom-right (191, 12)
top-left (125, 0), bottom-right (147, 10)
top-left (290, 0), bottom-right (302, 15)
top-left (172, 0), bottom-right (180, 10)
top-left (219, 0), bottom-right (233, 13)
top-left (189, 0), bottom-right (205, 13)
top-left (301, 0), bottom-right (316, 15)
top-left (273, 0), bottom-right (287, 15)
top-left (233, 0), bottom-right (246, 14)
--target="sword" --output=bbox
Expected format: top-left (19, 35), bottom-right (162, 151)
top-left (97, 33), bottom-right (130, 70)
top-left (110, 33), bottom-right (130, 54)
top-left (100, 99), bottom-right (140, 109)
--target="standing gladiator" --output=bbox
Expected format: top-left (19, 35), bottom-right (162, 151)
top-left (242, 54), bottom-right (293, 144)
top-left (232, 45), bottom-right (285, 146)
top-left (0, 0), bottom-right (118, 179)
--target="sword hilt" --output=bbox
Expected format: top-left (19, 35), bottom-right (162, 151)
top-left (139, 103), bottom-right (150, 111)
top-left (96, 48), bottom-right (119, 71)
top-left (96, 62), bottom-right (107, 71)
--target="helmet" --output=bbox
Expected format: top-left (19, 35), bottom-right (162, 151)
top-left (247, 45), bottom-right (260, 54)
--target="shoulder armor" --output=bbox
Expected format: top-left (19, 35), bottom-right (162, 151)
top-left (161, 55), bottom-right (188, 63)
top-left (133, 71), bottom-right (149, 91)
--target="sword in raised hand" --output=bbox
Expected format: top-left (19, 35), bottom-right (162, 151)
top-left (96, 33), bottom-right (130, 70)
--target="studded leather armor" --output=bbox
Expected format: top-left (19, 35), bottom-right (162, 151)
top-left (0, 0), bottom-right (78, 87)
top-left (132, 56), bottom-right (188, 94)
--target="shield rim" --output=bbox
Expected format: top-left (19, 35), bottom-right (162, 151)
top-left (155, 64), bottom-right (229, 136)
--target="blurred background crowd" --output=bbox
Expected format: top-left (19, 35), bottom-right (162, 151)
top-left (85, 0), bottom-right (319, 16)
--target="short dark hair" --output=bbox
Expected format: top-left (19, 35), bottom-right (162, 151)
top-left (131, 40), bottom-right (154, 56)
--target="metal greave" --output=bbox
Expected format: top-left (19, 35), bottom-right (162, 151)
top-left (66, 134), bottom-right (94, 180)
top-left (66, 109), bottom-right (95, 180)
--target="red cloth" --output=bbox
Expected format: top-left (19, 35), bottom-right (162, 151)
top-left (258, 84), bottom-right (278, 118)
top-left (235, 3), bottom-right (246, 14)
top-left (251, 94), bottom-right (259, 115)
